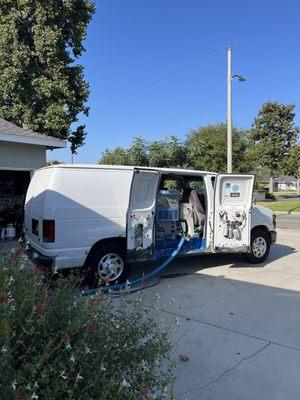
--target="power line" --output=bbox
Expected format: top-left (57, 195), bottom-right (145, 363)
top-left (90, 48), bottom-right (222, 111)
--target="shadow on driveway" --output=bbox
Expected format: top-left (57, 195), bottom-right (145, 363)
top-left (131, 242), bottom-right (296, 279)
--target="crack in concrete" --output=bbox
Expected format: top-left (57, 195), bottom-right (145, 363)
top-left (177, 342), bottom-right (271, 398)
top-left (157, 308), bottom-right (300, 352)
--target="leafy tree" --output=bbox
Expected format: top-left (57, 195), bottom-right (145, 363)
top-left (186, 123), bottom-right (253, 173)
top-left (47, 160), bottom-right (64, 166)
top-left (0, 0), bottom-right (95, 154)
top-left (100, 147), bottom-right (131, 165)
top-left (99, 136), bottom-right (188, 168)
top-left (147, 136), bottom-right (187, 168)
top-left (251, 102), bottom-right (299, 192)
top-left (166, 135), bottom-right (187, 168)
top-left (148, 140), bottom-right (169, 167)
top-left (128, 137), bottom-right (149, 166)
top-left (281, 144), bottom-right (300, 176)
top-left (281, 144), bottom-right (300, 194)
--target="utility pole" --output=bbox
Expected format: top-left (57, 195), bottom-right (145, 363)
top-left (297, 165), bottom-right (300, 196)
top-left (227, 45), bottom-right (232, 173)
top-left (226, 46), bottom-right (246, 173)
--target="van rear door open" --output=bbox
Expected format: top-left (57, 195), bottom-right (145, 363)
top-left (213, 174), bottom-right (254, 252)
top-left (127, 169), bottom-right (159, 261)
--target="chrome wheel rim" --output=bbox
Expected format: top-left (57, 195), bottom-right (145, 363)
top-left (252, 237), bottom-right (267, 258)
top-left (98, 253), bottom-right (124, 281)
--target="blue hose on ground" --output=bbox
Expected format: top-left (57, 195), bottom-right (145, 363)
top-left (78, 234), bottom-right (185, 297)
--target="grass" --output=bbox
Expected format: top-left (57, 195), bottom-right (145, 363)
top-left (274, 191), bottom-right (299, 198)
top-left (256, 200), bottom-right (300, 213)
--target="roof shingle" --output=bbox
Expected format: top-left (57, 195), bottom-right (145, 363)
top-left (0, 117), bottom-right (63, 142)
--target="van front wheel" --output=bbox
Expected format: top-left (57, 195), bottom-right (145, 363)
top-left (84, 244), bottom-right (130, 288)
top-left (243, 229), bottom-right (270, 263)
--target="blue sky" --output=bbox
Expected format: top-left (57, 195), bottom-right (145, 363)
top-left (53, 0), bottom-right (300, 163)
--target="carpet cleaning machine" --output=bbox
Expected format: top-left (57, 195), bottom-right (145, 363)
top-left (81, 190), bottom-right (198, 297)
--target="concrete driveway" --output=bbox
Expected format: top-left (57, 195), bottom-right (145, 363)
top-left (2, 215), bottom-right (299, 398)
top-left (138, 213), bottom-right (300, 399)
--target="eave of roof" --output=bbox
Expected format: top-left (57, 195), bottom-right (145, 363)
top-left (0, 118), bottom-right (66, 149)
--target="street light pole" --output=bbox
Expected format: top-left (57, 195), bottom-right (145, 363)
top-left (226, 46), bottom-right (246, 174)
top-left (227, 45), bottom-right (232, 173)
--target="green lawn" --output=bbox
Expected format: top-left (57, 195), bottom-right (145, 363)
top-left (256, 200), bottom-right (300, 212)
top-left (274, 191), bottom-right (299, 199)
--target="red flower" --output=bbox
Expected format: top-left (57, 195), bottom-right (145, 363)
top-left (34, 305), bottom-right (43, 314)
top-left (88, 323), bottom-right (96, 333)
top-left (18, 395), bottom-right (25, 400)
top-left (43, 297), bottom-right (51, 307)
top-left (0, 297), bottom-right (10, 303)
top-left (34, 265), bottom-right (41, 273)
top-left (90, 296), bottom-right (103, 307)
top-left (23, 353), bottom-right (30, 363)
top-left (68, 375), bottom-right (76, 381)
top-left (142, 379), bottom-right (150, 394)
top-left (13, 249), bottom-right (23, 262)
top-left (49, 342), bottom-right (56, 350)
top-left (63, 332), bottom-right (70, 342)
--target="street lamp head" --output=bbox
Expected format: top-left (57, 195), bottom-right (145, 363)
top-left (232, 74), bottom-right (246, 82)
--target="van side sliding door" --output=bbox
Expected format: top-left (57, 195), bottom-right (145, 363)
top-left (127, 169), bottom-right (159, 262)
top-left (213, 174), bottom-right (255, 252)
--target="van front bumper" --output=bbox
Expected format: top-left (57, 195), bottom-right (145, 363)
top-left (270, 230), bottom-right (277, 244)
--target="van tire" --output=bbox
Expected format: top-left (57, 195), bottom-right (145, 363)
top-left (243, 229), bottom-right (270, 263)
top-left (83, 243), bottom-right (130, 288)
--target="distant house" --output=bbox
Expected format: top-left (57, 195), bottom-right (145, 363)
top-left (274, 176), bottom-right (297, 191)
top-left (0, 118), bottom-right (66, 232)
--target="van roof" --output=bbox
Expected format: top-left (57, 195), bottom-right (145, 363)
top-left (43, 164), bottom-right (217, 176)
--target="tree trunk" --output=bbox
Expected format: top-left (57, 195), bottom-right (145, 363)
top-left (269, 174), bottom-right (274, 193)
top-left (297, 165), bottom-right (300, 196)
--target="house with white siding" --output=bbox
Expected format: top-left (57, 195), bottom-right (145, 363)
top-left (0, 117), bottom-right (66, 233)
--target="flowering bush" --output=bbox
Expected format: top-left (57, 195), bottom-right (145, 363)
top-left (0, 248), bottom-right (174, 399)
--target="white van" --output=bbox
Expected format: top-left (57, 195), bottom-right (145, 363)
top-left (24, 165), bottom-right (276, 286)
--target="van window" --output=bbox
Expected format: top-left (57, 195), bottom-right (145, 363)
top-left (159, 177), bottom-right (184, 197)
top-left (131, 171), bottom-right (158, 209)
top-left (187, 179), bottom-right (204, 194)
top-left (135, 178), bottom-right (150, 202)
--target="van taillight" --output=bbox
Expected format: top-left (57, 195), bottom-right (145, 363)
top-left (43, 220), bottom-right (55, 242)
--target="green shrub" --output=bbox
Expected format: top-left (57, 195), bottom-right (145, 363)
top-left (254, 181), bottom-right (266, 192)
top-left (266, 192), bottom-right (276, 201)
top-left (0, 248), bottom-right (174, 400)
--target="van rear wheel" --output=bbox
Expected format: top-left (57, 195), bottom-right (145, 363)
top-left (84, 244), bottom-right (130, 288)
